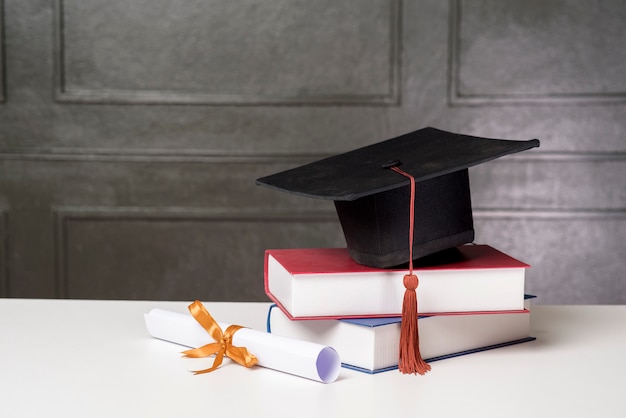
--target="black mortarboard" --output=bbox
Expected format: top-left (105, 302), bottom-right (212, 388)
top-left (256, 127), bottom-right (540, 268)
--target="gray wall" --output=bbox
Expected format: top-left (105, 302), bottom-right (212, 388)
top-left (0, 0), bottom-right (624, 304)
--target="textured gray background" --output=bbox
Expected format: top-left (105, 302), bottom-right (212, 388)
top-left (0, 0), bottom-right (624, 304)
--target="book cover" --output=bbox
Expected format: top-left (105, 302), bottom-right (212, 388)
top-left (267, 301), bottom-right (536, 373)
top-left (264, 244), bottom-right (529, 319)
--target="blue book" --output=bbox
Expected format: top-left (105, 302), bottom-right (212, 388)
top-left (267, 296), bottom-right (536, 373)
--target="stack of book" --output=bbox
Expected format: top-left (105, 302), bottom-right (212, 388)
top-left (264, 244), bottom-right (536, 373)
top-left (254, 128), bottom-right (541, 374)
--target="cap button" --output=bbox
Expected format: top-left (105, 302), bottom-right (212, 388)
top-left (381, 160), bottom-right (401, 169)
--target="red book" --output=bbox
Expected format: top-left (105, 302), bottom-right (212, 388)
top-left (264, 245), bottom-right (530, 320)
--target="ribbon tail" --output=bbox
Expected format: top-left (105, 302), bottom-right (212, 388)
top-left (226, 346), bottom-right (258, 368)
top-left (182, 342), bottom-right (220, 359)
top-left (189, 349), bottom-right (226, 375)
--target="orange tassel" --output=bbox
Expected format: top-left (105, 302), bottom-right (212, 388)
top-left (399, 274), bottom-right (431, 375)
top-left (391, 164), bottom-right (431, 375)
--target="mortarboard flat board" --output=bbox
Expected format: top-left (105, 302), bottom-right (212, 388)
top-left (256, 127), bottom-right (540, 268)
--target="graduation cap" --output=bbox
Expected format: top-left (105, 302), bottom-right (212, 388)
top-left (256, 127), bottom-right (539, 375)
top-left (256, 127), bottom-right (540, 268)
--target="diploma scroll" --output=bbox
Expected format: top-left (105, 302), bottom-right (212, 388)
top-left (144, 308), bottom-right (341, 383)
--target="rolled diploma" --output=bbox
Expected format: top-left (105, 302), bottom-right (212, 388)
top-left (144, 308), bottom-right (340, 383)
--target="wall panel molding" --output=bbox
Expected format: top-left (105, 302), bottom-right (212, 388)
top-left (0, 148), bottom-right (331, 163)
top-left (0, 210), bottom-right (8, 296)
top-left (3, 148), bottom-right (625, 163)
top-left (53, 205), bottom-right (626, 298)
top-left (53, 0), bottom-right (401, 106)
top-left (448, 0), bottom-right (626, 106)
top-left (0, 0), bottom-right (5, 103)
top-left (53, 206), bottom-right (339, 298)
top-left (474, 208), bottom-right (626, 220)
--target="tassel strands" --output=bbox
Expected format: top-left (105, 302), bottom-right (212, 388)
top-left (399, 273), bottom-right (430, 374)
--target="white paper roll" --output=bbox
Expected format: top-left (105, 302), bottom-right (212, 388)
top-left (144, 308), bottom-right (341, 383)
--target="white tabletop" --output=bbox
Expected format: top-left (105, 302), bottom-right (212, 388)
top-left (1, 299), bottom-right (624, 418)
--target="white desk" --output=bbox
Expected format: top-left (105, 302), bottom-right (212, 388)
top-left (1, 299), bottom-right (624, 418)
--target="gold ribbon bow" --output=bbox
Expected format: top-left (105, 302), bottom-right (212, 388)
top-left (182, 300), bottom-right (258, 374)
